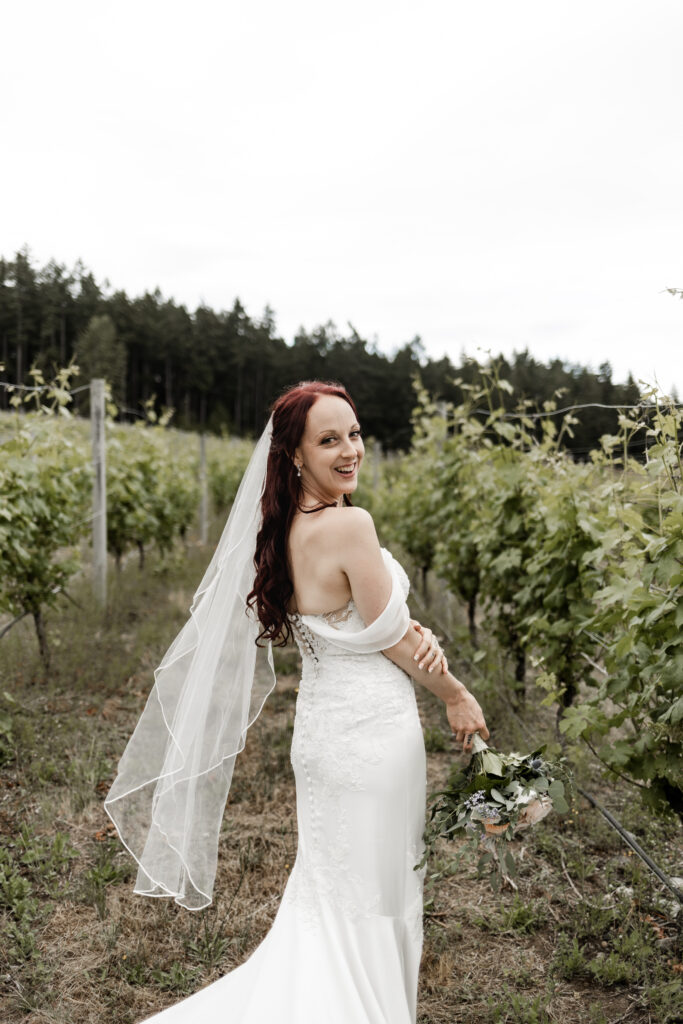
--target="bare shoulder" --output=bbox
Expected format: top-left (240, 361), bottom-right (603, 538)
top-left (326, 506), bottom-right (391, 625)
top-left (324, 505), bottom-right (378, 545)
top-left (325, 506), bottom-right (385, 579)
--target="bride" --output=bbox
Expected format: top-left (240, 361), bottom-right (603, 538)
top-left (105, 379), bottom-right (489, 1023)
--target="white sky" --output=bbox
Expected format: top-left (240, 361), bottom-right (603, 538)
top-left (3, 0), bottom-right (682, 396)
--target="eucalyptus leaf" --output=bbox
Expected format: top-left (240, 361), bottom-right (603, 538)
top-left (480, 751), bottom-right (505, 776)
top-left (548, 780), bottom-right (565, 800)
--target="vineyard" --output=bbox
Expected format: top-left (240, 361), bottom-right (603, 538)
top-left (371, 368), bottom-right (682, 820)
top-left (0, 365), bottom-right (255, 668)
top-left (0, 362), bottom-right (681, 1022)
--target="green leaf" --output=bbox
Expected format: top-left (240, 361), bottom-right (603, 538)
top-left (551, 794), bottom-right (570, 814)
top-left (614, 633), bottom-right (635, 658)
top-left (480, 751), bottom-right (505, 776)
top-left (668, 698), bottom-right (683, 725)
top-left (548, 780), bottom-right (565, 800)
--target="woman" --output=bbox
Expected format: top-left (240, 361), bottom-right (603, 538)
top-left (105, 380), bottom-right (489, 1023)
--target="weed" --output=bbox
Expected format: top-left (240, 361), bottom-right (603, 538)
top-left (184, 925), bottom-right (231, 971)
top-left (552, 933), bottom-right (587, 980)
top-left (150, 962), bottom-right (202, 992)
top-left (470, 894), bottom-right (545, 936)
top-left (643, 971), bottom-right (683, 1024)
top-left (116, 954), bottom-right (150, 987)
top-left (66, 738), bottom-right (112, 813)
top-left (4, 919), bottom-right (39, 963)
top-left (587, 949), bottom-right (634, 985)
top-left (498, 893), bottom-right (545, 934)
top-left (423, 920), bottom-right (462, 955)
top-left (0, 865), bottom-right (39, 924)
top-left (485, 983), bottom-right (554, 1022)
top-left (11, 824), bottom-right (79, 893)
top-left (80, 838), bottom-right (134, 920)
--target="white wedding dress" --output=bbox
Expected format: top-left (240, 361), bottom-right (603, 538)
top-left (142, 547), bottom-right (427, 1023)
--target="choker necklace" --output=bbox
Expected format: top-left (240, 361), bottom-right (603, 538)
top-left (300, 496), bottom-right (345, 514)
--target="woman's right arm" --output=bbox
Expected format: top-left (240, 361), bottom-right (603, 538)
top-left (334, 507), bottom-right (489, 752)
top-left (380, 630), bottom-right (489, 751)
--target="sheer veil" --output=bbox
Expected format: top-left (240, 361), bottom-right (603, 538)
top-left (104, 414), bottom-right (276, 910)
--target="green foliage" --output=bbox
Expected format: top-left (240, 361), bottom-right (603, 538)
top-left (105, 412), bottom-right (200, 567)
top-left (374, 362), bottom-right (683, 818)
top-left (497, 893), bottom-right (546, 934)
top-left (0, 363), bottom-right (91, 665)
top-left (0, 822), bottom-right (78, 986)
top-left (552, 932), bottom-right (587, 979)
top-left (378, 380), bottom-right (446, 587)
top-left (419, 734), bottom-right (572, 891)
top-left (207, 436), bottom-right (253, 513)
top-left (471, 893), bottom-right (546, 935)
top-left (484, 984), bottom-right (554, 1023)
top-left (560, 390), bottom-right (683, 814)
top-left (150, 962), bottom-right (202, 992)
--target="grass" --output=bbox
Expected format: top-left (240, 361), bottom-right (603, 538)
top-left (0, 534), bottom-right (681, 1023)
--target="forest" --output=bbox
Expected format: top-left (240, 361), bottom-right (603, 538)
top-left (0, 248), bottom-right (652, 454)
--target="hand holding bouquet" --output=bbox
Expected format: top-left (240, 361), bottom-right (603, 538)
top-left (418, 732), bottom-right (573, 892)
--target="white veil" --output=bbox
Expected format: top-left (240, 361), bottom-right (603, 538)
top-left (104, 414), bottom-right (276, 911)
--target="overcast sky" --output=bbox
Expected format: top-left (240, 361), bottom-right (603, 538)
top-left (3, 0), bottom-right (682, 396)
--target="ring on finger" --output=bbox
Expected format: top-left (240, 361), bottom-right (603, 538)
top-left (419, 646), bottom-right (439, 669)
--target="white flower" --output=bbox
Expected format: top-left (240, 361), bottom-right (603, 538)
top-left (515, 796), bottom-right (553, 828)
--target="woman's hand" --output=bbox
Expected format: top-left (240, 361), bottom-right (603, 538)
top-left (409, 619), bottom-right (448, 675)
top-left (446, 691), bottom-right (489, 753)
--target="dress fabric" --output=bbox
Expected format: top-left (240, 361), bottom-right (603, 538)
top-left (141, 547), bottom-right (427, 1024)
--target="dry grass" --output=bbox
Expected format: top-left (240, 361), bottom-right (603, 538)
top-left (0, 538), bottom-right (680, 1023)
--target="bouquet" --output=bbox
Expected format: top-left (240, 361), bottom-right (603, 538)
top-left (418, 733), bottom-right (573, 892)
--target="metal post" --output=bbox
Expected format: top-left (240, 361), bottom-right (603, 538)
top-left (90, 379), bottom-right (107, 607)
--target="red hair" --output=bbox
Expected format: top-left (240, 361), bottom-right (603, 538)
top-left (246, 380), bottom-right (359, 647)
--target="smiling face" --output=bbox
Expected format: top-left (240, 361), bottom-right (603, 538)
top-left (293, 395), bottom-right (364, 509)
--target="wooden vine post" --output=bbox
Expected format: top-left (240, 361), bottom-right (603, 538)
top-left (199, 432), bottom-right (208, 545)
top-left (91, 378), bottom-right (107, 607)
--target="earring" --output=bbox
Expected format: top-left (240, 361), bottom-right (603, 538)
top-left (296, 464), bottom-right (302, 477)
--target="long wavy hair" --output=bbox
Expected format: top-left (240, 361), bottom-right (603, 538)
top-left (246, 380), bottom-right (359, 647)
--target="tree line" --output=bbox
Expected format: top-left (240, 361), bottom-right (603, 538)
top-left (0, 247), bottom-right (654, 453)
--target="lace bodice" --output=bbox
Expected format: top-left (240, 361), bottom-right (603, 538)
top-left (288, 546), bottom-right (411, 668)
